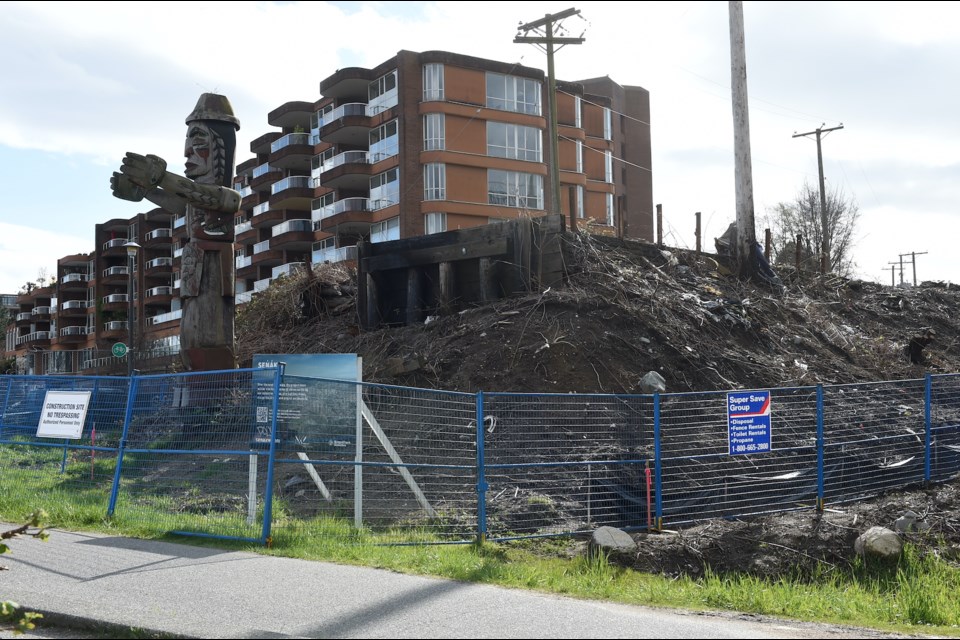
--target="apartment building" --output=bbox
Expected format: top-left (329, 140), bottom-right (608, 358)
top-left (4, 49), bottom-right (652, 374)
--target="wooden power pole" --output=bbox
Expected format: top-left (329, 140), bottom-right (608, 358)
top-left (515, 8), bottom-right (584, 217)
top-left (729, 1), bottom-right (757, 276)
top-left (793, 123), bottom-right (844, 273)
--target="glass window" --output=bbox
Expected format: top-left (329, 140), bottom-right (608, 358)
top-left (487, 122), bottom-right (542, 162)
top-left (576, 139), bottom-right (583, 173)
top-left (423, 113), bottom-right (445, 151)
top-left (575, 95), bottom-right (582, 128)
top-left (424, 163), bottom-right (446, 201)
top-left (603, 107), bottom-right (612, 141)
top-left (605, 150), bottom-right (614, 183)
top-left (487, 169), bottom-right (543, 209)
top-left (577, 185), bottom-right (584, 219)
top-left (486, 72), bottom-right (541, 115)
top-left (371, 217), bottom-right (400, 243)
top-left (606, 193), bottom-right (615, 226)
top-left (423, 63), bottom-right (444, 102)
top-left (425, 212), bottom-right (447, 235)
top-left (369, 120), bottom-right (399, 162)
top-left (368, 70), bottom-right (398, 114)
top-left (370, 168), bottom-right (399, 210)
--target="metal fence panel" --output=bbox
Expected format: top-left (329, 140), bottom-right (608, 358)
top-left (0, 375), bottom-right (127, 520)
top-left (823, 379), bottom-right (926, 503)
top-left (658, 387), bottom-right (819, 525)
top-left (482, 393), bottom-right (650, 539)
top-left (267, 376), bottom-right (478, 544)
top-left (111, 368), bottom-right (279, 543)
top-left (931, 374), bottom-right (960, 482)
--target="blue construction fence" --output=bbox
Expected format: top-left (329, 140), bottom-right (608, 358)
top-left (1, 370), bottom-right (958, 545)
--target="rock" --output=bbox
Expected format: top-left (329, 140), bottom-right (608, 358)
top-left (284, 475), bottom-right (306, 490)
top-left (384, 356), bottom-right (423, 376)
top-left (854, 526), bottom-right (903, 560)
top-left (589, 526), bottom-right (637, 559)
top-left (640, 370), bottom-right (666, 394)
top-left (894, 510), bottom-right (931, 533)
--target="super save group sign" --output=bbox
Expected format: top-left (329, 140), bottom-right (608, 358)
top-left (727, 390), bottom-right (772, 455)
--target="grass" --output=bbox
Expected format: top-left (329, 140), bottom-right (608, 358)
top-left (3, 451), bottom-right (960, 636)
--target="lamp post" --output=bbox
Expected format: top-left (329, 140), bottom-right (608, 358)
top-left (123, 241), bottom-right (140, 377)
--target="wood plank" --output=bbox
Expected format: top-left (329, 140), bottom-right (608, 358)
top-left (406, 267), bottom-right (422, 325)
top-left (363, 237), bottom-right (509, 272)
top-left (478, 257), bottom-right (497, 303)
top-left (439, 262), bottom-right (454, 314)
top-left (365, 273), bottom-right (379, 329)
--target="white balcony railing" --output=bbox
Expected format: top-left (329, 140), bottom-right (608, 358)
top-left (102, 238), bottom-right (129, 251)
top-left (15, 331), bottom-right (52, 345)
top-left (272, 262), bottom-right (305, 279)
top-left (102, 294), bottom-right (129, 305)
top-left (235, 220), bottom-right (253, 235)
top-left (235, 255), bottom-right (252, 269)
top-left (104, 321), bottom-right (128, 332)
top-left (311, 245), bottom-right (358, 265)
top-left (31, 306), bottom-right (52, 315)
top-left (102, 266), bottom-right (129, 278)
top-left (311, 197), bottom-right (370, 222)
top-left (61, 300), bottom-right (89, 311)
top-left (320, 150), bottom-right (369, 173)
top-left (252, 163), bottom-right (277, 179)
top-left (149, 309), bottom-right (182, 325)
top-left (173, 216), bottom-right (186, 229)
top-left (61, 273), bottom-right (88, 284)
top-left (254, 277), bottom-right (272, 292)
top-left (15, 312), bottom-right (32, 322)
top-left (253, 202), bottom-right (270, 217)
top-left (145, 228), bottom-right (173, 241)
top-left (270, 132), bottom-right (310, 154)
top-left (270, 175), bottom-right (311, 195)
top-left (173, 247), bottom-right (183, 259)
top-left (253, 240), bottom-right (272, 255)
top-left (235, 291), bottom-right (254, 305)
top-left (59, 326), bottom-right (89, 337)
top-left (271, 219), bottom-right (312, 237)
top-left (146, 257), bottom-right (174, 269)
top-left (145, 286), bottom-right (173, 298)
top-left (325, 102), bottom-right (367, 123)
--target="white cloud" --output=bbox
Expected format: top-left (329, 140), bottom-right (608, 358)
top-left (0, 223), bottom-right (91, 294)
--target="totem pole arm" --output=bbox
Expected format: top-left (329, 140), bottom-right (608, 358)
top-left (111, 152), bottom-right (240, 215)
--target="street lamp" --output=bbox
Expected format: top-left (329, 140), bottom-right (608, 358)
top-left (124, 241), bottom-right (141, 377)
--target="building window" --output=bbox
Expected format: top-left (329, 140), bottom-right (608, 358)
top-left (575, 95), bottom-right (582, 128)
top-left (370, 217), bottom-right (400, 243)
top-left (423, 113), bottom-right (445, 151)
top-left (423, 63), bottom-right (444, 102)
top-left (486, 72), bottom-right (541, 115)
top-left (576, 185), bottom-right (584, 219)
top-left (370, 168), bottom-right (399, 211)
top-left (606, 193), bottom-right (615, 226)
top-left (488, 169), bottom-right (543, 209)
top-left (576, 139), bottom-right (583, 173)
top-left (605, 150), bottom-right (613, 183)
top-left (425, 212), bottom-right (447, 235)
top-left (487, 122), bottom-right (542, 162)
top-left (424, 163), bottom-right (446, 201)
top-left (369, 120), bottom-right (399, 163)
top-left (368, 70), bottom-right (398, 115)
top-left (603, 107), bottom-right (612, 141)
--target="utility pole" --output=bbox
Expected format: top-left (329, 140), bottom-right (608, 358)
top-left (729, 1), bottom-right (757, 277)
top-left (885, 264), bottom-right (897, 287)
top-left (899, 251), bottom-right (928, 286)
top-left (515, 8), bottom-right (584, 217)
top-left (793, 123), bottom-right (844, 273)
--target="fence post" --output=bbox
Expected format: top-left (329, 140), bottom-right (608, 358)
top-left (107, 375), bottom-right (139, 516)
top-left (653, 393), bottom-right (663, 530)
top-left (260, 364), bottom-right (284, 546)
top-left (924, 373), bottom-right (932, 485)
top-left (816, 385), bottom-right (824, 512)
top-left (475, 391), bottom-right (488, 543)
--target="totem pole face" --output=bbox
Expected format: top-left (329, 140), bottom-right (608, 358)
top-left (184, 122), bottom-right (218, 183)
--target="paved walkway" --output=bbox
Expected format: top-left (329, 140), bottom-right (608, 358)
top-left (0, 527), bottom-right (912, 639)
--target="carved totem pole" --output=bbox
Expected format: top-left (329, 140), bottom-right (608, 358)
top-left (111, 94), bottom-right (241, 371)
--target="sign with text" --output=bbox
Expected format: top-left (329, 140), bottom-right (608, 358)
top-left (252, 354), bottom-right (361, 447)
top-left (36, 390), bottom-right (92, 439)
top-left (727, 390), bottom-right (772, 455)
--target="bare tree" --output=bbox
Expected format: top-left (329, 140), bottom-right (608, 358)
top-left (766, 182), bottom-right (860, 278)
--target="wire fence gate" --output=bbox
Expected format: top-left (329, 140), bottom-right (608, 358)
top-left (1, 371), bottom-right (959, 545)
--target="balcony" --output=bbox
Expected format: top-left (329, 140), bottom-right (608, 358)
top-left (319, 151), bottom-right (372, 191)
top-left (267, 101), bottom-right (313, 130)
top-left (60, 272), bottom-right (89, 287)
top-left (235, 220), bottom-right (253, 235)
top-left (269, 176), bottom-right (313, 210)
top-left (251, 163), bottom-right (283, 190)
top-left (173, 247), bottom-right (183, 259)
top-left (145, 286), bottom-right (174, 302)
top-left (102, 293), bottom-right (129, 305)
top-left (15, 331), bottom-right (52, 346)
top-left (16, 312), bottom-right (32, 324)
top-left (272, 262), bottom-right (306, 279)
top-left (102, 265), bottom-right (129, 280)
top-left (269, 133), bottom-right (312, 172)
top-left (31, 305), bottom-right (52, 317)
top-left (173, 216), bottom-right (186, 229)
top-left (250, 131), bottom-right (282, 156)
top-left (59, 326), bottom-right (89, 339)
top-left (149, 309), bottom-right (182, 326)
top-left (61, 300), bottom-right (89, 312)
top-left (145, 257), bottom-right (174, 275)
top-left (235, 254), bottom-right (253, 269)
top-left (313, 197), bottom-right (374, 235)
top-left (252, 202), bottom-right (284, 228)
top-left (102, 238), bottom-right (129, 253)
top-left (144, 228), bottom-right (173, 246)
top-left (236, 291), bottom-right (254, 305)
top-left (320, 103), bottom-right (371, 146)
top-left (312, 244), bottom-right (358, 265)
top-left (270, 219), bottom-right (313, 250)
top-left (254, 277), bottom-right (272, 293)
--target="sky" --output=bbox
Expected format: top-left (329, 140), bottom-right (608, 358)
top-left (1, 1), bottom-right (958, 294)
